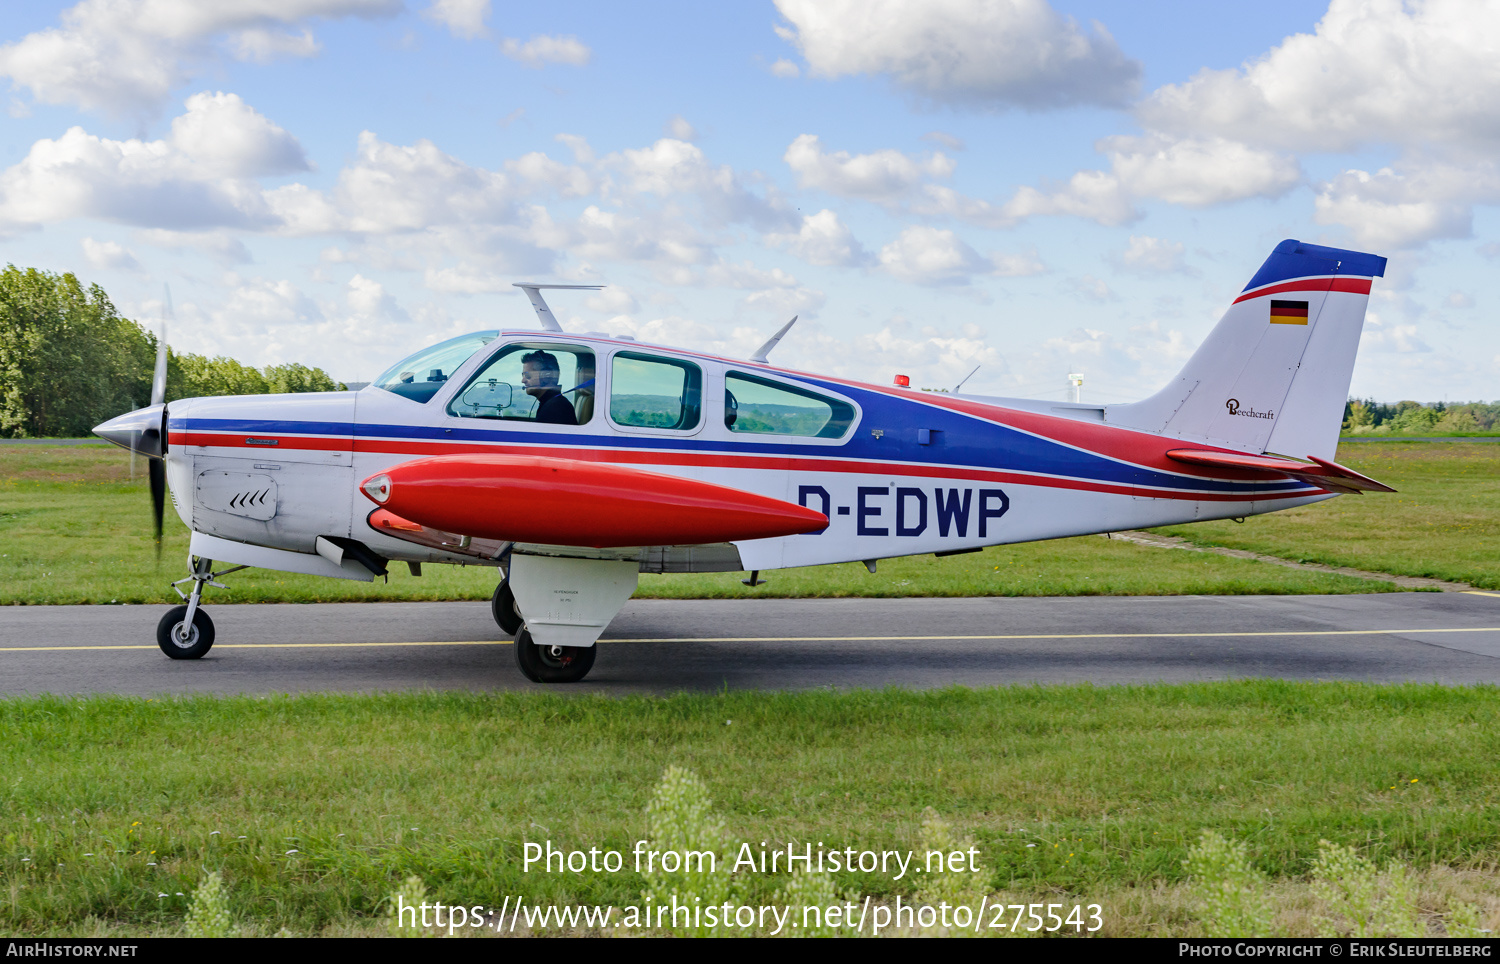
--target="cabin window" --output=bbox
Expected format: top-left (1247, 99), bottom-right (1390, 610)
top-left (724, 371), bottom-right (854, 439)
top-left (609, 352), bottom-right (702, 431)
top-left (446, 344), bottom-right (596, 425)
top-left (373, 331), bottom-right (497, 403)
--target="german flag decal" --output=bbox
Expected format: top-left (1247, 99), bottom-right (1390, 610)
top-left (1269, 299), bottom-right (1309, 325)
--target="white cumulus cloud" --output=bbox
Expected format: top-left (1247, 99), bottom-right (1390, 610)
top-left (784, 134), bottom-right (953, 203)
top-left (169, 91), bottom-right (310, 178)
top-left (1001, 135), bottom-right (1300, 227)
top-left (0, 0), bottom-right (401, 115)
top-left (500, 34), bottom-right (591, 68)
top-left (424, 0), bottom-right (490, 39)
top-left (773, 0), bottom-right (1140, 109)
top-left (765, 209), bottom-right (867, 267)
top-left (81, 237), bottom-right (141, 271)
top-left (879, 226), bottom-right (983, 285)
top-left (1138, 0), bottom-right (1500, 156)
top-left (878, 227), bottom-right (1046, 285)
top-left (1117, 235), bottom-right (1186, 273)
top-left (1313, 164), bottom-right (1499, 250)
top-left (0, 92), bottom-right (309, 231)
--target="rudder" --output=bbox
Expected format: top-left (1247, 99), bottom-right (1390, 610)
top-left (1107, 239), bottom-right (1386, 460)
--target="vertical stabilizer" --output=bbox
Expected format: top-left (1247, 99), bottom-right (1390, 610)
top-left (1107, 239), bottom-right (1385, 460)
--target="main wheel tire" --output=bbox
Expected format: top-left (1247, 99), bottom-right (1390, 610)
top-left (514, 627), bottom-right (596, 683)
top-left (156, 605), bottom-right (215, 659)
top-left (491, 580), bottom-right (523, 636)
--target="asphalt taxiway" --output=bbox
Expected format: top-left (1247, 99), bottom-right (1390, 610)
top-left (3, 591), bottom-right (1499, 695)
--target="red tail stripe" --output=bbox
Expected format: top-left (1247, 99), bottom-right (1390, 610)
top-left (1232, 277), bottom-right (1371, 304)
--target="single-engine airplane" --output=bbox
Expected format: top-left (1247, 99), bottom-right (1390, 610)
top-left (96, 239), bottom-right (1395, 683)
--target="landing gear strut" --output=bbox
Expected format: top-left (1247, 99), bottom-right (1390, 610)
top-left (157, 556), bottom-right (246, 659)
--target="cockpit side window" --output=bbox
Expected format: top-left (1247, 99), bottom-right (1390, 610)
top-left (610, 352), bottom-right (702, 431)
top-left (373, 331), bottom-right (497, 403)
top-left (447, 344), bottom-right (596, 425)
top-left (724, 371), bottom-right (854, 439)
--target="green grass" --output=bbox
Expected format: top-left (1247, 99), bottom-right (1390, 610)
top-left (1341, 431), bottom-right (1500, 439)
top-left (1153, 441), bottom-right (1500, 589)
top-left (3, 684), bottom-right (1499, 936)
top-left (0, 443), bottom-right (1397, 604)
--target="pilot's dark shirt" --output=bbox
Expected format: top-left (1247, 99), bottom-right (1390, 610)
top-left (533, 389), bottom-right (578, 425)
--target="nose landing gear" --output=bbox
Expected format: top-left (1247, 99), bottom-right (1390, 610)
top-left (156, 556), bottom-right (247, 659)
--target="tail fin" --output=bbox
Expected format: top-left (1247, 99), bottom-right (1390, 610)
top-left (1107, 239), bottom-right (1385, 460)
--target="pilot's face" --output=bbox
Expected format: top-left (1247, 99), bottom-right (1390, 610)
top-left (521, 361), bottom-right (557, 396)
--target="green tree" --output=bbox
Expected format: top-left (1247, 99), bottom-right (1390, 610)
top-left (1389, 406), bottom-right (1440, 434)
top-left (264, 362), bottom-right (344, 394)
top-left (0, 265), bottom-right (154, 438)
top-left (175, 353), bottom-right (270, 399)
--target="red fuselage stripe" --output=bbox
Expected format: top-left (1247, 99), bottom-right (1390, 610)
top-left (170, 431), bottom-right (1318, 503)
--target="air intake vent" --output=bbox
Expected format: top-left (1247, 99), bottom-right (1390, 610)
top-left (196, 471), bottom-right (279, 521)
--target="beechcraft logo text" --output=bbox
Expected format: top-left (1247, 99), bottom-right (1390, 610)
top-left (1225, 399), bottom-right (1275, 420)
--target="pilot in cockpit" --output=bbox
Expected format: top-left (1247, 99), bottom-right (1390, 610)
top-left (521, 350), bottom-right (578, 425)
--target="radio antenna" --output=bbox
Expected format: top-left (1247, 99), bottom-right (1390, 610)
top-left (513, 283), bottom-right (604, 332)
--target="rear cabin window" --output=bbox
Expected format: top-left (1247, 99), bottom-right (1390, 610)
top-left (446, 344), bottom-right (596, 425)
top-left (724, 372), bottom-right (854, 439)
top-left (610, 352), bottom-right (702, 431)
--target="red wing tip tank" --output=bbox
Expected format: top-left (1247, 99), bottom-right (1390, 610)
top-left (360, 453), bottom-right (830, 548)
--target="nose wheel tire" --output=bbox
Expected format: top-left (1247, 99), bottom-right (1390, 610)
top-left (156, 605), bottom-right (215, 659)
top-left (514, 627), bottom-right (595, 683)
top-left (491, 580), bottom-right (523, 636)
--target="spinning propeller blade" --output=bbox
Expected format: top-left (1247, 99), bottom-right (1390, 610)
top-left (149, 456), bottom-right (166, 558)
top-left (152, 286), bottom-right (170, 407)
top-left (150, 286), bottom-right (171, 558)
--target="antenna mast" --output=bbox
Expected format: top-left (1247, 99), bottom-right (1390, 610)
top-left (512, 283), bottom-right (604, 332)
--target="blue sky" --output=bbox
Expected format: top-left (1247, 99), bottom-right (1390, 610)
top-left (1, 0), bottom-right (1495, 403)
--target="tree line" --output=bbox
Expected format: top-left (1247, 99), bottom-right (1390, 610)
top-left (0, 266), bottom-right (344, 438)
top-left (1344, 398), bottom-right (1499, 435)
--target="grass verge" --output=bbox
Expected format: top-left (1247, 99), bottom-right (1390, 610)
top-left (1153, 441), bottom-right (1500, 589)
top-left (3, 683), bottom-right (1500, 936)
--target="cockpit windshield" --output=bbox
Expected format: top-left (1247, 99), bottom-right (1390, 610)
top-left (372, 331), bottom-right (498, 403)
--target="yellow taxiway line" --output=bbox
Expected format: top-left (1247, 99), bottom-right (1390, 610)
top-left (3, 626), bottom-right (1500, 653)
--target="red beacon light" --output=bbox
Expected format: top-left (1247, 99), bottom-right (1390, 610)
top-left (893, 374), bottom-right (910, 387)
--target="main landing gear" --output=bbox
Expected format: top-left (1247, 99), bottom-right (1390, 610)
top-left (513, 627), bottom-right (597, 684)
top-left (493, 575), bottom-right (599, 684)
top-left (156, 556), bottom-right (246, 660)
top-left (490, 579), bottom-right (523, 636)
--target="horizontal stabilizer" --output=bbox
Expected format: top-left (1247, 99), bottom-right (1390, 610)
top-left (1165, 449), bottom-right (1396, 495)
top-left (360, 454), bottom-right (828, 548)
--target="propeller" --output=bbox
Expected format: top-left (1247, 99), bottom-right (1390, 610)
top-left (147, 287), bottom-right (171, 558)
top-left (91, 285), bottom-right (174, 559)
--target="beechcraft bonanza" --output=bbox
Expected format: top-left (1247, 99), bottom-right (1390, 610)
top-left (96, 241), bottom-right (1395, 683)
